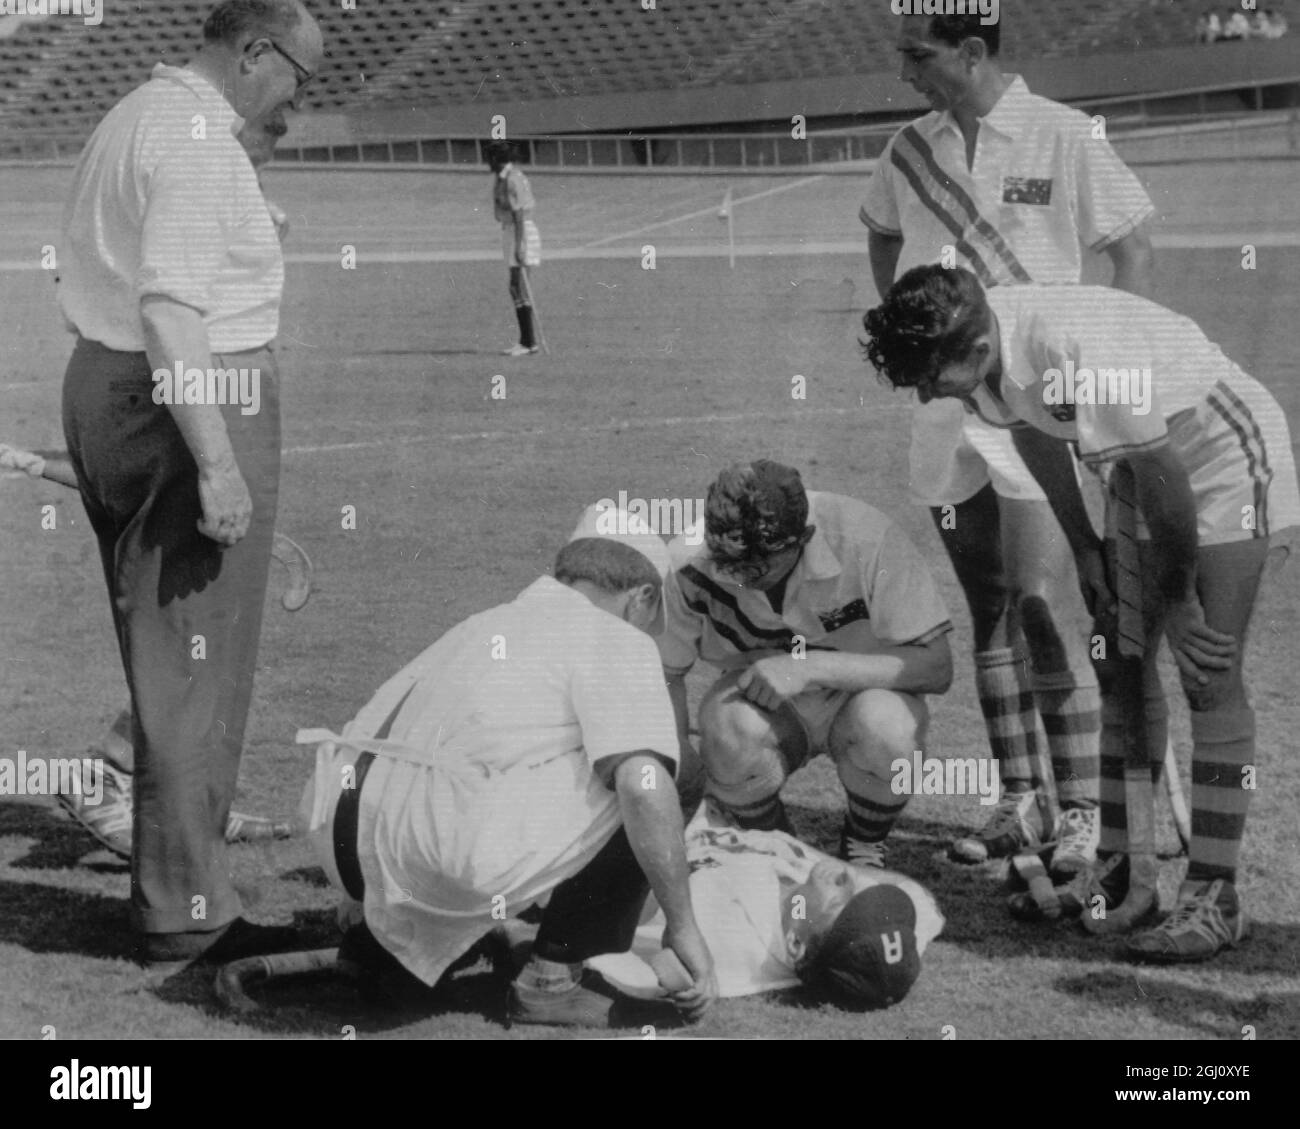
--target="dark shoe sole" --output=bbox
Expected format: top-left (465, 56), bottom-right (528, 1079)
top-left (138, 919), bottom-right (301, 970)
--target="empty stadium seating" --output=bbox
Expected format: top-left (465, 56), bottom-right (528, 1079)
top-left (0, 0), bottom-right (1241, 151)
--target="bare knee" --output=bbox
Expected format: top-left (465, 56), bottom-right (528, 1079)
top-left (697, 683), bottom-right (784, 782)
top-left (829, 690), bottom-right (929, 776)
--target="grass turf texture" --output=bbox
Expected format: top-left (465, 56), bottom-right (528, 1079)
top-left (1, 166), bottom-right (1298, 1040)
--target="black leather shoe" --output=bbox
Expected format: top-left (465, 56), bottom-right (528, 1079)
top-left (138, 918), bottom-right (301, 970)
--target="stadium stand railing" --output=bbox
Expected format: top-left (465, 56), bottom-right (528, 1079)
top-left (0, 1), bottom-right (1296, 165)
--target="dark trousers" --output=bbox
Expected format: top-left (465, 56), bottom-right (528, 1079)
top-left (533, 827), bottom-right (651, 964)
top-left (62, 336), bottom-right (280, 934)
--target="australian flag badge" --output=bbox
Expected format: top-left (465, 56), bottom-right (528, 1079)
top-left (1003, 177), bottom-right (1053, 205)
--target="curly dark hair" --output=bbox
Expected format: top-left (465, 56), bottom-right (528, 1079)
top-left (704, 461), bottom-right (809, 566)
top-left (861, 265), bottom-right (991, 393)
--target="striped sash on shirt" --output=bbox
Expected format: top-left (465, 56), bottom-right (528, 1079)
top-left (889, 126), bottom-right (1033, 287)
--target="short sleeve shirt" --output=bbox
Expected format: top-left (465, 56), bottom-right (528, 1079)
top-left (58, 64), bottom-right (283, 353)
top-left (493, 164), bottom-right (535, 224)
top-left (970, 285), bottom-right (1242, 465)
top-left (860, 76), bottom-right (1154, 287)
top-left (658, 493), bottom-right (952, 675)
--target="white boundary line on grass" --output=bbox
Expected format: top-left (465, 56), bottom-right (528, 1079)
top-left (282, 405), bottom-right (875, 458)
top-left (575, 175), bottom-right (826, 250)
top-left (4, 230), bottom-right (1293, 273)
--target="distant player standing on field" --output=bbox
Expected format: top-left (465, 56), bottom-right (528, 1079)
top-left (660, 461), bottom-right (954, 870)
top-left (859, 11), bottom-right (1155, 877)
top-left (864, 267), bottom-right (1300, 961)
top-left (485, 140), bottom-right (542, 356)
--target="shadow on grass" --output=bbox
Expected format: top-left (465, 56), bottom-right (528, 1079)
top-left (1055, 968), bottom-right (1300, 1038)
top-left (0, 879), bottom-right (134, 961)
top-left (149, 949), bottom-right (525, 1037)
top-left (0, 800), bottom-right (129, 873)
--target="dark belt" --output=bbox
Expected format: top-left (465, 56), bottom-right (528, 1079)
top-left (333, 750), bottom-right (377, 901)
top-left (331, 683), bottom-right (419, 901)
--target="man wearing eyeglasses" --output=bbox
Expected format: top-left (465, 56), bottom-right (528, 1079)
top-left (57, 0), bottom-right (324, 969)
top-left (659, 462), bottom-right (955, 869)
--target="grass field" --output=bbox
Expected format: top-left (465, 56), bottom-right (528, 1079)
top-left (1, 162), bottom-right (1298, 1041)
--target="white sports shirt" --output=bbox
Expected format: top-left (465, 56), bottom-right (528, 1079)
top-left (860, 75), bottom-right (1154, 288)
top-left (590, 802), bottom-right (945, 998)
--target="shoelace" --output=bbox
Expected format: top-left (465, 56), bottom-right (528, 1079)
top-left (1153, 892), bottom-right (1233, 946)
top-left (844, 839), bottom-right (886, 866)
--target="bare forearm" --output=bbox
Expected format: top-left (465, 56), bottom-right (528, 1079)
top-left (141, 297), bottom-right (236, 472)
top-left (1106, 227), bottom-right (1155, 298)
top-left (868, 231), bottom-right (904, 300)
top-left (800, 644), bottom-right (952, 696)
top-left (1013, 427), bottom-right (1102, 555)
top-left (616, 756), bottom-right (698, 932)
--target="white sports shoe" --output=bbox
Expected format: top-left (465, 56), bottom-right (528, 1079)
top-left (502, 343), bottom-right (539, 357)
top-left (1050, 806), bottom-right (1100, 878)
top-left (57, 759), bottom-right (133, 858)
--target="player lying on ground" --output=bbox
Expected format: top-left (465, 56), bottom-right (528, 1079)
top-left (585, 799), bottom-right (944, 1008)
top-left (863, 265), bottom-right (1300, 961)
top-left (50, 109), bottom-right (297, 859)
top-left (660, 461), bottom-right (954, 870)
top-left (298, 506), bottom-right (718, 1028)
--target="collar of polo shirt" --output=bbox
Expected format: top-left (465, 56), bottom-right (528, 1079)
top-left (151, 62), bottom-right (244, 136)
top-left (934, 73), bottom-right (1029, 140)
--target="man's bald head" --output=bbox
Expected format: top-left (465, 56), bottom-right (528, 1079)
top-left (203, 0), bottom-right (307, 44)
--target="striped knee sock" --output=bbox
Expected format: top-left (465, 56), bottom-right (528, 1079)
top-left (975, 648), bottom-right (1045, 795)
top-left (1186, 707), bottom-right (1255, 885)
top-left (838, 760), bottom-right (907, 843)
top-left (721, 792), bottom-right (787, 831)
top-left (1097, 683), bottom-right (1171, 859)
top-left (1031, 669), bottom-right (1101, 809)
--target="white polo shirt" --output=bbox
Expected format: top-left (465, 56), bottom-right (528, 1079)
top-left (970, 285), bottom-right (1290, 465)
top-left (860, 75), bottom-right (1153, 287)
top-left (331, 577), bottom-right (679, 986)
top-left (59, 64), bottom-right (283, 353)
top-left (659, 493), bottom-right (952, 676)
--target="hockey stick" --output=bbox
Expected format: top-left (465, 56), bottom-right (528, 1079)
top-left (1, 442), bottom-right (312, 611)
top-left (1163, 736), bottom-right (1192, 855)
top-left (214, 947), bottom-right (339, 1013)
top-left (518, 267), bottom-right (550, 355)
top-left (1084, 473), bottom-right (1159, 934)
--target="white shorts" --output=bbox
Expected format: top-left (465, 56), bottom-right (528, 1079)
top-left (783, 688), bottom-right (855, 762)
top-left (909, 398), bottom-right (1047, 507)
top-left (1104, 373), bottom-right (1300, 546)
top-left (502, 220), bottom-right (542, 268)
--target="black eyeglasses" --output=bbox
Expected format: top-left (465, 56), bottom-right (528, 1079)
top-left (268, 40), bottom-right (315, 91)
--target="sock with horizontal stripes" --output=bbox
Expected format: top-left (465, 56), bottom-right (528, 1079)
top-left (975, 648), bottom-right (1045, 796)
top-left (1186, 706), bottom-right (1255, 885)
top-left (837, 758), bottom-right (906, 843)
top-left (1030, 668), bottom-right (1101, 809)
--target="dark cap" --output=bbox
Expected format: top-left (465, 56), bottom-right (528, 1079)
top-left (809, 885), bottom-right (921, 1010)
